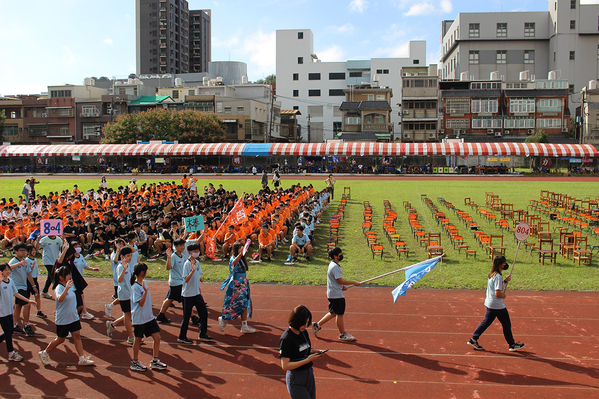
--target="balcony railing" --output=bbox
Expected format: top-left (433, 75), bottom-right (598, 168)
top-left (80, 110), bottom-right (100, 117)
top-left (363, 124), bottom-right (389, 131)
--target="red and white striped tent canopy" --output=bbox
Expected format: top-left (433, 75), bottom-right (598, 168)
top-left (0, 142), bottom-right (596, 158)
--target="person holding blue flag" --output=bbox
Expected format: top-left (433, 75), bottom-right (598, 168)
top-left (467, 255), bottom-right (525, 352)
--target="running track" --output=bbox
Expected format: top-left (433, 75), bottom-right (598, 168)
top-left (2, 278), bottom-right (598, 398)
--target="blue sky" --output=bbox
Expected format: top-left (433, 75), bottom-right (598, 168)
top-left (0, 0), bottom-right (563, 96)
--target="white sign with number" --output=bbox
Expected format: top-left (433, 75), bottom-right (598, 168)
top-left (514, 222), bottom-right (531, 242)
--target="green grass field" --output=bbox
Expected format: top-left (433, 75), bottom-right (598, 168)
top-left (1, 176), bottom-right (598, 291)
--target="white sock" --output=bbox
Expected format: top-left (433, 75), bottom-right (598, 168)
top-left (9, 351), bottom-right (15, 356)
top-left (242, 321), bottom-right (248, 326)
top-left (79, 355), bottom-right (86, 361)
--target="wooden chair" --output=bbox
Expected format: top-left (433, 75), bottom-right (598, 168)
top-left (573, 236), bottom-right (593, 265)
top-left (487, 235), bottom-right (506, 258)
top-left (560, 233), bottom-right (576, 259)
top-left (371, 242), bottom-right (384, 260)
top-left (427, 232), bottom-right (443, 259)
top-left (343, 187), bottom-right (351, 200)
top-left (538, 238), bottom-right (557, 264)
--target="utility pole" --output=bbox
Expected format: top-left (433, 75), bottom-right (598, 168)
top-left (307, 114), bottom-right (311, 143)
top-left (268, 85), bottom-right (275, 142)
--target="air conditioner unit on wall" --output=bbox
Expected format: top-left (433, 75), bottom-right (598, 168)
top-left (403, 133), bottom-right (411, 139)
top-left (403, 110), bottom-right (409, 115)
top-left (562, 127), bottom-right (568, 133)
top-left (494, 131), bottom-right (502, 137)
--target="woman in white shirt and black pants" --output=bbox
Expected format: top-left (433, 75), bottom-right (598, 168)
top-left (467, 255), bottom-right (525, 352)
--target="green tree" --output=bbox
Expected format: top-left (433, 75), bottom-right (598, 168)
top-left (255, 74), bottom-right (276, 84)
top-left (0, 110), bottom-right (6, 142)
top-left (101, 109), bottom-right (226, 144)
top-left (525, 129), bottom-right (549, 143)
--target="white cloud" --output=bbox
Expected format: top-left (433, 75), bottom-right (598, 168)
top-left (327, 23), bottom-right (355, 34)
top-left (402, 0), bottom-right (453, 16)
top-left (239, 30), bottom-right (276, 80)
top-left (348, 0), bottom-right (368, 13)
top-left (389, 42), bottom-right (410, 58)
top-left (213, 35), bottom-right (239, 48)
top-left (316, 45), bottom-right (345, 62)
top-left (103, 38), bottom-right (113, 45)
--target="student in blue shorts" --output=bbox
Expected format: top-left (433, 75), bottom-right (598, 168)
top-left (9, 243), bottom-right (37, 336)
top-left (38, 266), bottom-right (95, 366)
top-left (0, 262), bottom-right (37, 362)
top-left (129, 263), bottom-right (167, 372)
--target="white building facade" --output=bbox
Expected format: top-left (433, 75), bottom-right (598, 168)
top-left (276, 29), bottom-right (426, 142)
top-left (441, 0), bottom-right (599, 101)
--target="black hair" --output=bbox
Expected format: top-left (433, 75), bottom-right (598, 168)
top-left (25, 244), bottom-right (35, 254)
top-left (130, 262), bottom-right (148, 286)
top-left (232, 241), bottom-right (248, 271)
top-left (328, 246), bottom-right (342, 259)
top-left (13, 243), bottom-right (27, 252)
top-left (127, 231), bottom-right (137, 241)
top-left (52, 266), bottom-right (71, 290)
top-left (120, 247), bottom-right (133, 257)
top-left (489, 255), bottom-right (507, 278)
top-left (0, 263), bottom-right (8, 273)
top-left (187, 243), bottom-right (200, 252)
top-left (174, 238), bottom-right (186, 247)
top-left (288, 304), bottom-right (312, 330)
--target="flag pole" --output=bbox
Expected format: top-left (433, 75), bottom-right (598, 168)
top-left (508, 240), bottom-right (522, 279)
top-left (211, 192), bottom-right (245, 240)
top-left (346, 256), bottom-right (442, 288)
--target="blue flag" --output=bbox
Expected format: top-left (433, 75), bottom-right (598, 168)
top-left (392, 256), bottom-right (441, 302)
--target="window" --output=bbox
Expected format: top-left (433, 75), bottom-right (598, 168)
top-left (308, 73), bottom-right (321, 80)
top-left (504, 118), bottom-right (534, 129)
top-left (60, 126), bottom-right (69, 135)
top-left (3, 126), bottom-right (18, 136)
top-left (237, 106), bottom-right (245, 113)
top-left (569, 84), bottom-right (575, 94)
top-left (298, 57), bottom-right (303, 64)
top-left (376, 95), bottom-right (386, 101)
top-left (383, 69), bottom-right (389, 74)
top-left (293, 73), bottom-right (299, 81)
top-left (83, 125), bottom-right (97, 137)
top-left (445, 119), bottom-right (470, 129)
top-left (414, 79), bottom-right (425, 87)
top-left (374, 115), bottom-right (385, 124)
top-left (445, 98), bottom-right (470, 114)
top-left (570, 51), bottom-right (575, 60)
top-left (298, 32), bottom-right (303, 39)
top-left (469, 23), bottom-right (480, 38)
top-left (345, 117), bottom-right (361, 125)
top-left (471, 99), bottom-right (499, 113)
top-left (368, 94), bottom-right (374, 101)
top-left (188, 89), bottom-right (195, 95)
top-left (538, 99), bottom-right (561, 109)
top-left (471, 82), bottom-right (500, 90)
top-left (496, 23), bottom-right (507, 37)
top-left (469, 51), bottom-right (479, 64)
top-left (472, 118), bottom-right (502, 128)
top-left (308, 89), bottom-right (320, 97)
top-left (329, 72), bottom-right (345, 80)
top-left (571, 0), bottom-right (576, 9)
top-left (537, 118), bottom-right (562, 128)
top-left (349, 72), bottom-right (362, 78)
top-left (377, 69), bottom-right (382, 74)
top-left (413, 59), bottom-right (419, 64)
top-left (570, 20), bottom-right (576, 30)
top-left (224, 106), bottom-right (231, 114)
top-left (329, 89), bottom-right (345, 96)
top-left (293, 90), bottom-right (299, 97)
top-left (524, 50), bottom-right (535, 64)
top-left (82, 105), bottom-right (98, 116)
top-left (524, 22), bottom-right (535, 37)
top-left (172, 90), bottom-right (179, 99)
top-left (496, 50), bottom-right (507, 64)
top-left (50, 90), bottom-right (72, 98)
top-left (510, 98), bottom-right (535, 113)
top-left (292, 106), bottom-right (299, 110)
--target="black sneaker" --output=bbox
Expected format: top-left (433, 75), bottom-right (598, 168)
top-left (509, 342), bottom-right (525, 352)
top-left (198, 334), bottom-right (214, 342)
top-left (305, 256), bottom-right (311, 261)
top-left (177, 337), bottom-right (193, 344)
top-left (13, 325), bottom-right (25, 334)
top-left (24, 325), bottom-right (35, 336)
top-left (467, 338), bottom-right (483, 350)
top-left (155, 314), bottom-right (170, 324)
top-left (190, 315), bottom-right (200, 325)
top-left (292, 257), bottom-right (298, 263)
top-left (36, 311), bottom-right (48, 319)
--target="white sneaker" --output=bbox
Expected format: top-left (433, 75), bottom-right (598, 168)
top-left (106, 321), bottom-right (115, 338)
top-left (67, 332), bottom-right (72, 338)
top-left (80, 312), bottom-right (94, 320)
top-left (104, 303), bottom-right (113, 319)
top-left (85, 254), bottom-right (93, 260)
top-left (78, 357), bottom-right (95, 366)
top-left (218, 316), bottom-right (226, 332)
top-left (240, 324), bottom-right (256, 334)
top-left (39, 350), bottom-right (50, 365)
top-left (127, 336), bottom-right (135, 345)
top-left (339, 332), bottom-right (356, 341)
top-left (105, 255), bottom-right (110, 260)
top-left (9, 352), bottom-right (23, 362)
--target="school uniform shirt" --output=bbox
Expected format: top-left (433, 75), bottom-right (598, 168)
top-left (8, 258), bottom-right (28, 291)
top-left (168, 253), bottom-right (186, 287)
top-left (279, 328), bottom-right (312, 371)
top-left (116, 263), bottom-right (132, 301)
top-left (54, 284), bottom-right (79, 326)
top-left (110, 252), bottom-right (119, 286)
top-left (484, 273), bottom-right (506, 310)
top-left (39, 236), bottom-right (62, 266)
top-left (326, 261), bottom-right (344, 299)
top-left (73, 255), bottom-right (87, 277)
top-left (130, 244), bottom-right (139, 268)
top-left (131, 281), bottom-right (153, 325)
top-left (182, 259), bottom-right (202, 297)
top-left (27, 257), bottom-right (39, 279)
top-left (292, 234), bottom-right (309, 247)
top-left (0, 278), bottom-right (18, 317)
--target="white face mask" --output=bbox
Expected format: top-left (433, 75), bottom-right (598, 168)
top-left (191, 252), bottom-right (200, 259)
top-left (75, 247), bottom-right (82, 254)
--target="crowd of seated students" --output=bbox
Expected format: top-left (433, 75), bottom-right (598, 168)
top-left (0, 177), bottom-right (332, 265)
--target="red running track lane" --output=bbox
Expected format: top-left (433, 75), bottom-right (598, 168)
top-left (2, 279), bottom-right (599, 398)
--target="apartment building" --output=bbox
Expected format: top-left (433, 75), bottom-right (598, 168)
top-left (337, 83), bottom-right (393, 142)
top-left (276, 29), bottom-right (426, 142)
top-left (580, 83), bottom-right (599, 145)
top-left (136, 0), bottom-right (211, 75)
top-left (440, 73), bottom-right (570, 141)
top-left (400, 64), bottom-right (439, 142)
top-left (0, 97), bottom-right (24, 142)
top-left (440, 0), bottom-right (599, 100)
